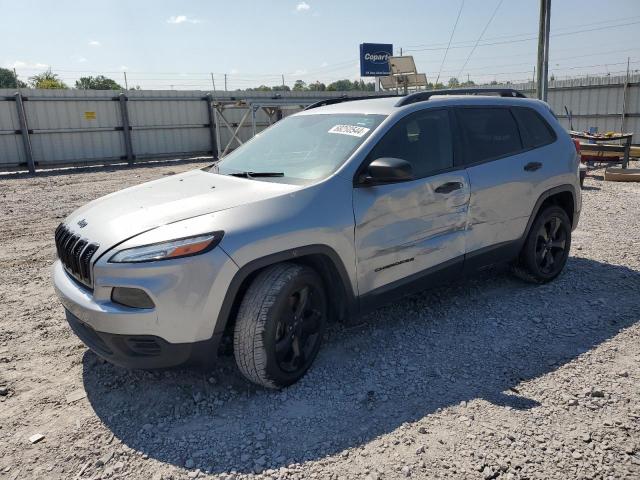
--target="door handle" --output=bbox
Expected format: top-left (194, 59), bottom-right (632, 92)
top-left (524, 161), bottom-right (543, 172)
top-left (434, 181), bottom-right (463, 194)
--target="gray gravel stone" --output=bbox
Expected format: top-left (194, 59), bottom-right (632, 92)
top-left (2, 161), bottom-right (640, 480)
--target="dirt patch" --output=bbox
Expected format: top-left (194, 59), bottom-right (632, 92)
top-left (0, 161), bottom-right (638, 479)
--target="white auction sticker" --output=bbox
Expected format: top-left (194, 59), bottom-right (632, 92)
top-left (328, 124), bottom-right (370, 137)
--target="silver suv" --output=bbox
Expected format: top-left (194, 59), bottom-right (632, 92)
top-left (53, 88), bottom-right (581, 389)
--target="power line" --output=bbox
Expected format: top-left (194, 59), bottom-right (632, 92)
top-left (456, 0), bottom-right (503, 79)
top-left (11, 15), bottom-right (640, 89)
top-left (405, 20), bottom-right (640, 54)
top-left (23, 53), bottom-right (640, 87)
top-left (435, 0), bottom-right (464, 85)
top-left (403, 14), bottom-right (640, 50)
top-left (423, 49), bottom-right (640, 75)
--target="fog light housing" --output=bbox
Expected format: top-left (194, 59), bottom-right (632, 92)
top-left (111, 287), bottom-right (155, 309)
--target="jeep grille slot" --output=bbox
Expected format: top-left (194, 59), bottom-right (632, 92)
top-left (54, 224), bottom-right (99, 288)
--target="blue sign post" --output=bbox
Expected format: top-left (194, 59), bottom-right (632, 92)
top-left (359, 43), bottom-right (393, 77)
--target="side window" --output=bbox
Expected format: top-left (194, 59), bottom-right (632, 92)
top-left (457, 108), bottom-right (522, 164)
top-left (368, 109), bottom-right (453, 178)
top-left (511, 107), bottom-right (556, 148)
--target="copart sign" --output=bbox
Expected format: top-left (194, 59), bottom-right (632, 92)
top-left (359, 43), bottom-right (393, 77)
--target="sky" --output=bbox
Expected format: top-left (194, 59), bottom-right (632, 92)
top-left (2, 0), bottom-right (639, 90)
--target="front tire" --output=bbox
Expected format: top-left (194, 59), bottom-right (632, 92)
top-left (233, 263), bottom-right (327, 389)
top-left (511, 205), bottom-right (572, 284)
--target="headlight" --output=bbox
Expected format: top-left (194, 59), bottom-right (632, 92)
top-left (108, 232), bottom-right (224, 263)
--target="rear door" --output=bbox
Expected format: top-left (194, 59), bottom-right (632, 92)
top-left (353, 108), bottom-right (470, 296)
top-left (456, 106), bottom-right (552, 255)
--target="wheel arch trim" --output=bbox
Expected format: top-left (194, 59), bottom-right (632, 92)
top-left (522, 184), bottom-right (577, 246)
top-left (212, 245), bottom-right (357, 338)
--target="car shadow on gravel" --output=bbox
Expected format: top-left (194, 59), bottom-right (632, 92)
top-left (82, 256), bottom-right (640, 475)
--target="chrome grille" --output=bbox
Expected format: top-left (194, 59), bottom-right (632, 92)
top-left (54, 224), bottom-right (99, 288)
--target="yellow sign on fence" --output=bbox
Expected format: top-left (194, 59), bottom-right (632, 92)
top-left (83, 111), bottom-right (97, 120)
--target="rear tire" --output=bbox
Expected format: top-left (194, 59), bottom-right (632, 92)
top-left (511, 205), bottom-right (571, 284)
top-left (233, 263), bottom-right (327, 389)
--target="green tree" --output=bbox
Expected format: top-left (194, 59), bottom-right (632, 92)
top-left (75, 75), bottom-right (123, 90)
top-left (0, 67), bottom-right (27, 88)
top-left (426, 82), bottom-right (445, 90)
top-left (362, 80), bottom-right (375, 91)
top-left (447, 77), bottom-right (460, 88)
top-left (327, 79), bottom-right (356, 91)
top-left (271, 85), bottom-right (291, 92)
top-left (246, 85), bottom-right (272, 92)
top-left (308, 81), bottom-right (326, 91)
top-left (325, 79), bottom-right (377, 91)
top-left (292, 79), bottom-right (307, 91)
top-left (29, 69), bottom-right (68, 89)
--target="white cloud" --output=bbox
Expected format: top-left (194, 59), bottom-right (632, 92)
top-left (72, 55), bottom-right (88, 63)
top-left (119, 65), bottom-right (129, 71)
top-left (296, 2), bottom-right (311, 12)
top-left (9, 61), bottom-right (49, 70)
top-left (320, 61), bottom-right (329, 67)
top-left (230, 68), bottom-right (239, 75)
top-left (291, 69), bottom-right (308, 76)
top-left (167, 15), bottom-right (202, 24)
top-left (88, 40), bottom-right (101, 47)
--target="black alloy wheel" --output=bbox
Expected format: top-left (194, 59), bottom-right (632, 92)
top-left (511, 205), bottom-right (572, 284)
top-left (274, 284), bottom-right (324, 373)
top-left (233, 263), bottom-right (327, 389)
top-left (534, 215), bottom-right (568, 276)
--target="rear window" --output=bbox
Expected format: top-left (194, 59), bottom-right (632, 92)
top-left (457, 108), bottom-right (522, 164)
top-left (511, 107), bottom-right (556, 148)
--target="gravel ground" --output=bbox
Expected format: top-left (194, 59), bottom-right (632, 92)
top-left (0, 160), bottom-right (639, 480)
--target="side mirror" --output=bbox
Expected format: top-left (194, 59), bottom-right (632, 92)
top-left (360, 157), bottom-right (413, 185)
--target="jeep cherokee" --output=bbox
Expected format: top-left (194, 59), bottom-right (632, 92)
top-left (53, 88), bottom-right (581, 388)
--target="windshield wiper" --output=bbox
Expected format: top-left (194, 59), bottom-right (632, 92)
top-left (228, 171), bottom-right (285, 178)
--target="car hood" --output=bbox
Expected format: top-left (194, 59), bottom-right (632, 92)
top-left (63, 169), bottom-right (301, 253)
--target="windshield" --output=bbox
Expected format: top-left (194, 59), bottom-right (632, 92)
top-left (213, 113), bottom-right (386, 183)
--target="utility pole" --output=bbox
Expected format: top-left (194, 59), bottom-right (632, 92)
top-left (224, 73), bottom-right (227, 91)
top-left (536, 0), bottom-right (551, 101)
top-left (620, 57), bottom-right (630, 133)
top-left (282, 74), bottom-right (285, 89)
top-left (532, 66), bottom-right (536, 86)
top-left (210, 73), bottom-right (216, 91)
top-left (13, 68), bottom-right (19, 87)
top-left (123, 71), bottom-right (129, 90)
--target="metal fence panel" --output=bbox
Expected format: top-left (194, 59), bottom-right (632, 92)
top-left (1, 78), bottom-right (638, 172)
top-left (30, 131), bottom-right (125, 165)
top-left (132, 128), bottom-right (210, 158)
top-left (24, 94), bottom-right (125, 165)
top-left (0, 97), bottom-right (24, 167)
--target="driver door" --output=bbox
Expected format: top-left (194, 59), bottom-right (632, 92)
top-left (353, 108), bottom-right (470, 298)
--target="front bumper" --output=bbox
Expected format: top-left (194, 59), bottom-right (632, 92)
top-left (65, 308), bottom-right (221, 368)
top-left (53, 245), bottom-right (239, 367)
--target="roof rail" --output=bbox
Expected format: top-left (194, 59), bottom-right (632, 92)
top-left (304, 94), bottom-right (399, 111)
top-left (395, 88), bottom-right (527, 107)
